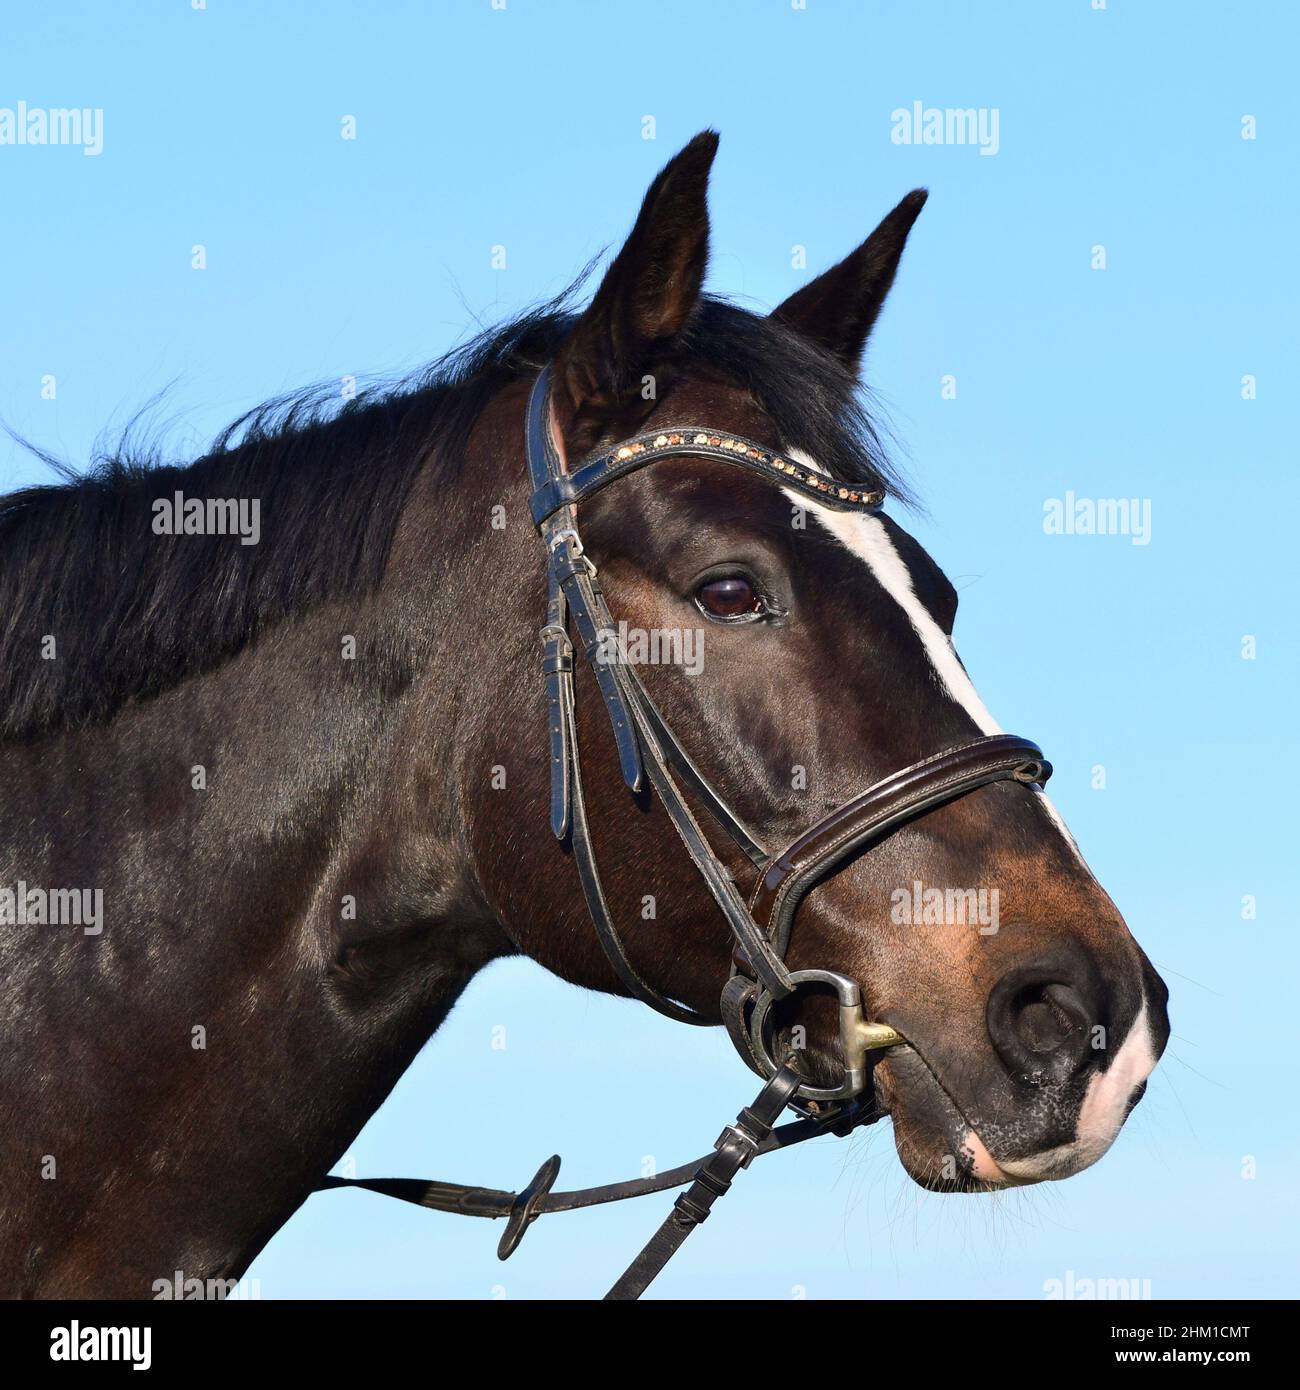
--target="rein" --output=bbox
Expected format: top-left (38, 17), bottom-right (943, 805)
top-left (321, 1064), bottom-right (858, 1300)
top-left (314, 365), bottom-right (1053, 1297)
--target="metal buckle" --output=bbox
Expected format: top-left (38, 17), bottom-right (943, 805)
top-left (548, 526), bottom-right (597, 577)
top-left (748, 969), bottom-right (904, 1102)
top-left (547, 526), bottom-right (583, 554)
top-left (714, 1122), bottom-right (760, 1169)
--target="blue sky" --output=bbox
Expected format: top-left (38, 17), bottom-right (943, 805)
top-left (2, 1), bottom-right (1296, 1298)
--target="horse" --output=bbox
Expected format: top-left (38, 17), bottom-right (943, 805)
top-left (0, 131), bottom-right (1169, 1298)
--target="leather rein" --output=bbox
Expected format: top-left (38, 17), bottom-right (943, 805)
top-left (315, 366), bottom-right (1053, 1299)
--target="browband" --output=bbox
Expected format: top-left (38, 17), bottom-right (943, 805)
top-left (530, 428), bottom-right (885, 524)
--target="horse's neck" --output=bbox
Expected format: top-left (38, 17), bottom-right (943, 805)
top-left (0, 589), bottom-right (508, 1295)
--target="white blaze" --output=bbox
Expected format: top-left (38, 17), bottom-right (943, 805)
top-left (787, 474), bottom-right (1000, 734)
top-left (786, 450), bottom-right (1090, 872)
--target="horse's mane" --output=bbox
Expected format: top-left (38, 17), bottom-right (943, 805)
top-left (0, 297), bottom-right (905, 745)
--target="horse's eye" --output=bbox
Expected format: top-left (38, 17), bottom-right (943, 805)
top-left (696, 575), bottom-right (762, 620)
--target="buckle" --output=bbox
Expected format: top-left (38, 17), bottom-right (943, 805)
top-left (548, 527), bottom-right (597, 578)
top-left (714, 1122), bottom-right (760, 1169)
top-left (547, 526), bottom-right (583, 554)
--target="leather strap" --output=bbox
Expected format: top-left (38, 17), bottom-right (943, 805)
top-left (530, 368), bottom-right (643, 796)
top-left (530, 427), bottom-right (885, 525)
top-left (540, 568), bottom-right (573, 839)
top-left (551, 538), bottom-right (643, 793)
top-left (575, 565), bottom-right (796, 999)
top-left (528, 366), bottom-right (792, 1013)
top-left (604, 1063), bottom-right (804, 1300)
top-left (751, 735), bottom-right (1051, 955)
top-left (720, 973), bottom-right (767, 1077)
top-left (618, 659), bottom-right (770, 870)
top-left (563, 645), bottom-right (712, 1025)
top-left (314, 1064), bottom-right (871, 1276)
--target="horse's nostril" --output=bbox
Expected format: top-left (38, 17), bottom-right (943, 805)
top-left (1018, 999), bottom-right (1069, 1052)
top-left (1018, 983), bottom-right (1088, 1052)
top-left (987, 969), bottom-right (1094, 1085)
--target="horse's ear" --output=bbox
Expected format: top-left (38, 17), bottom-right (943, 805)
top-left (772, 189), bottom-right (928, 373)
top-left (553, 130), bottom-right (717, 438)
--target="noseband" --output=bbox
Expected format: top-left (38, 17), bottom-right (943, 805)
top-left (316, 365), bottom-right (1052, 1298)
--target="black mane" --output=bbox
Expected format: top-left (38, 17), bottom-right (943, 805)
top-left (0, 298), bottom-right (903, 744)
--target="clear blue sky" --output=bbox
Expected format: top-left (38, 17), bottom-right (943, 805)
top-left (3, 1), bottom-right (1295, 1299)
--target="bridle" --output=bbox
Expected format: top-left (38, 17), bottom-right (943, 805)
top-left (525, 366), bottom-right (1050, 1096)
top-left (316, 365), bottom-right (1053, 1298)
